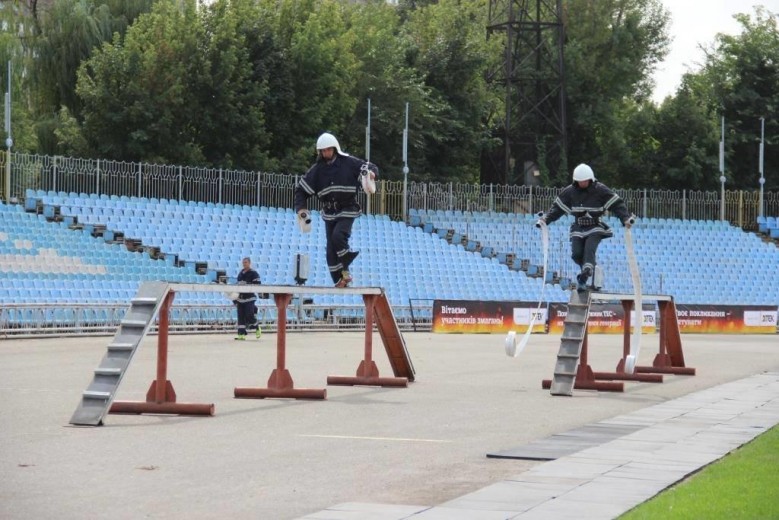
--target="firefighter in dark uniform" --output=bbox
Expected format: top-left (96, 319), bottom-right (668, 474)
top-left (234, 257), bottom-right (262, 340)
top-left (294, 132), bottom-right (377, 287)
top-left (537, 163), bottom-right (635, 290)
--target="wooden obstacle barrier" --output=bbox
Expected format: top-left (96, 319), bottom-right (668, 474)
top-left (233, 288), bottom-right (414, 399)
top-left (70, 282), bottom-right (414, 426)
top-left (543, 292), bottom-right (695, 395)
top-left (110, 290), bottom-right (216, 416)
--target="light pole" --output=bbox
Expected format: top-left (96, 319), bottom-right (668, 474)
top-left (365, 98), bottom-right (371, 163)
top-left (759, 116), bottom-right (765, 218)
top-left (365, 98), bottom-right (371, 215)
top-left (719, 116), bottom-right (725, 222)
top-left (4, 61), bottom-right (12, 203)
top-left (402, 102), bottom-right (409, 223)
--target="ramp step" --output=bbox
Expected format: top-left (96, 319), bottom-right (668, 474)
top-left (120, 319), bottom-right (148, 328)
top-left (83, 390), bottom-right (112, 399)
top-left (131, 297), bottom-right (158, 305)
top-left (94, 368), bottom-right (122, 376)
top-left (554, 371), bottom-right (577, 377)
top-left (108, 343), bottom-right (134, 351)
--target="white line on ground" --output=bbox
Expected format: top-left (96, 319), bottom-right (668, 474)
top-left (298, 434), bottom-right (453, 443)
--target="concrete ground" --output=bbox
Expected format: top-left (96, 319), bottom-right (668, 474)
top-left (1, 331), bottom-right (777, 520)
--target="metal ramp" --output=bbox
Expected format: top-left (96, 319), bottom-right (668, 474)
top-left (69, 282), bottom-right (170, 426)
top-left (549, 289), bottom-right (591, 396)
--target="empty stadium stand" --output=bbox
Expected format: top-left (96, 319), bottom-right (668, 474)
top-left (1, 192), bottom-right (551, 332)
top-left (2, 191), bottom-right (777, 334)
top-left (412, 208), bottom-right (779, 306)
top-left (757, 215), bottom-right (779, 239)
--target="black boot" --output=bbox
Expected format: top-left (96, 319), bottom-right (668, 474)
top-left (576, 267), bottom-right (592, 291)
top-left (342, 250), bottom-right (359, 269)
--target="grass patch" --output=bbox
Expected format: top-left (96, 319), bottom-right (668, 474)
top-left (620, 425), bottom-right (779, 519)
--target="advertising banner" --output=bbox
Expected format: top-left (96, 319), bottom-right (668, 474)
top-left (675, 305), bottom-right (778, 333)
top-left (548, 302), bottom-right (656, 335)
top-left (432, 300), bottom-right (547, 334)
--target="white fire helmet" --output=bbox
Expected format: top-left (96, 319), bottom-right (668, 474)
top-left (572, 163), bottom-right (595, 182)
top-left (316, 133), bottom-right (348, 156)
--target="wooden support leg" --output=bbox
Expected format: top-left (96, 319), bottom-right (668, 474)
top-left (327, 294), bottom-right (408, 387)
top-left (235, 293), bottom-right (326, 399)
top-left (603, 300), bottom-right (664, 383)
top-left (635, 300), bottom-right (696, 376)
top-left (111, 291), bottom-right (215, 416)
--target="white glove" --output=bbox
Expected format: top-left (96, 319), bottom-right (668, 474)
top-left (360, 164), bottom-right (376, 194)
top-left (297, 210), bottom-right (312, 233)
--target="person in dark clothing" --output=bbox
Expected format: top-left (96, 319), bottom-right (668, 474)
top-left (234, 257), bottom-right (262, 340)
top-left (537, 163), bottom-right (635, 291)
top-left (294, 132), bottom-right (377, 287)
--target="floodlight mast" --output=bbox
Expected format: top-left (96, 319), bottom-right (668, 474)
top-left (4, 60), bottom-right (12, 203)
top-left (759, 117), bottom-right (765, 219)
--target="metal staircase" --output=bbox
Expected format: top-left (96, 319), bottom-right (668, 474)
top-left (549, 289), bottom-right (591, 396)
top-left (69, 282), bottom-right (170, 426)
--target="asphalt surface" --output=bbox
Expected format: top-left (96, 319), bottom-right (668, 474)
top-left (1, 331), bottom-right (778, 519)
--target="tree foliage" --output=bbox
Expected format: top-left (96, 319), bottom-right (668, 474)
top-left (0, 1), bottom-right (38, 152)
top-left (0, 0), bottom-right (775, 193)
top-left (401, 0), bottom-right (497, 183)
top-left (562, 0), bottom-right (670, 185)
top-left (31, 0), bottom-right (154, 153)
top-left (76, 1), bottom-right (206, 163)
top-left (195, 0), bottom-right (271, 169)
top-left (701, 7), bottom-right (779, 190)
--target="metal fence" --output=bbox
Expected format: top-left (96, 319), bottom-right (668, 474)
top-left (3, 151), bottom-right (778, 228)
top-left (0, 302), bottom-right (433, 338)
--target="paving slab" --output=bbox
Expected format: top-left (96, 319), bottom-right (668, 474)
top-left (307, 372), bottom-right (778, 520)
top-left (486, 423), bottom-right (644, 461)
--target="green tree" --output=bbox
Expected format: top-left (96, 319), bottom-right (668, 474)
top-left (249, 0), bottom-right (360, 174)
top-left (699, 7), bottom-right (779, 190)
top-left (399, 0), bottom-right (497, 182)
top-left (647, 6), bottom-right (778, 192)
top-left (32, 0), bottom-right (154, 154)
top-left (286, 0), bottom-right (360, 170)
top-left (610, 100), bottom-right (661, 188)
top-left (652, 83), bottom-right (720, 190)
top-left (338, 1), bottom-right (429, 180)
top-left (76, 1), bottom-right (206, 164)
top-left (195, 0), bottom-right (271, 170)
top-left (562, 0), bottom-right (670, 186)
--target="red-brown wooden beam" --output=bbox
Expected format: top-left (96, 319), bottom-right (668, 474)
top-left (111, 290), bottom-right (215, 416)
top-left (327, 294), bottom-right (409, 388)
top-left (234, 293), bottom-right (327, 399)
